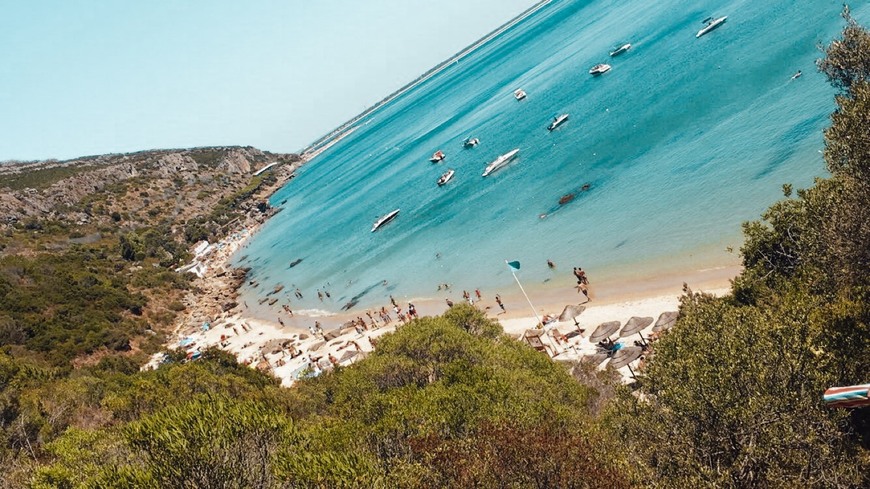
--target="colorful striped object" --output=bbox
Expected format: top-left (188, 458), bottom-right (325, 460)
top-left (823, 384), bottom-right (870, 409)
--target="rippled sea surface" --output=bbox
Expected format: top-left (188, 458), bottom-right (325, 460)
top-left (237, 0), bottom-right (855, 313)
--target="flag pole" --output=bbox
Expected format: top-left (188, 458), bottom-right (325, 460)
top-left (507, 260), bottom-right (542, 327)
top-left (507, 263), bottom-right (561, 356)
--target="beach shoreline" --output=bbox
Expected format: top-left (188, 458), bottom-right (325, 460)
top-left (163, 201), bottom-right (739, 385)
top-left (161, 152), bottom-right (743, 387)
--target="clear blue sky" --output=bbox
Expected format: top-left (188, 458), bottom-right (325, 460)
top-left (0, 0), bottom-right (536, 161)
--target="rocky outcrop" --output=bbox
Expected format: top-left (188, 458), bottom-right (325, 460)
top-left (0, 147), bottom-right (300, 226)
top-left (218, 149), bottom-right (255, 174)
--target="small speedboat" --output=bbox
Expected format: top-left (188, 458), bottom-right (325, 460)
top-left (548, 114), bottom-right (569, 131)
top-left (514, 89), bottom-right (527, 100)
top-left (463, 137), bottom-right (480, 148)
top-left (696, 16), bottom-right (727, 38)
top-left (482, 148), bottom-right (520, 177)
top-left (609, 43), bottom-right (631, 57)
top-left (437, 169), bottom-right (455, 186)
top-left (429, 150), bottom-right (446, 163)
top-left (371, 209), bottom-right (400, 232)
top-left (589, 64), bottom-right (611, 75)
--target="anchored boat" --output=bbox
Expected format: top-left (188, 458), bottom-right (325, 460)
top-left (696, 16), bottom-right (727, 38)
top-left (371, 209), bottom-right (400, 232)
top-left (482, 149), bottom-right (520, 177)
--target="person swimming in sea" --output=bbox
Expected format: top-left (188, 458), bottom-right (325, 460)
top-left (791, 70), bottom-right (802, 80)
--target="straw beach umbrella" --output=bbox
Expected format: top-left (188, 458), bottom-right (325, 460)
top-left (620, 316), bottom-right (653, 337)
top-left (589, 321), bottom-right (620, 343)
top-left (620, 316), bottom-right (653, 346)
top-left (558, 304), bottom-right (586, 326)
top-left (609, 346), bottom-right (643, 378)
top-left (609, 346), bottom-right (643, 368)
top-left (652, 311), bottom-right (679, 332)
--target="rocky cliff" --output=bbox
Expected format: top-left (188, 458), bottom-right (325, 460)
top-left (0, 146), bottom-right (300, 228)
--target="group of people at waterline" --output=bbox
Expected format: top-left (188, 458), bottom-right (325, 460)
top-left (271, 259), bottom-right (593, 336)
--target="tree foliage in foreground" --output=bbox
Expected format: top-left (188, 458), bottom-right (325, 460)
top-left (610, 9), bottom-right (870, 488)
top-left (24, 306), bottom-right (628, 488)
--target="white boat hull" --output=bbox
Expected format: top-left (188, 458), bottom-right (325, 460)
top-left (371, 209), bottom-right (400, 232)
top-left (482, 149), bottom-right (520, 177)
top-left (609, 43), bottom-right (631, 57)
top-left (696, 16), bottom-right (727, 38)
top-left (548, 114), bottom-right (569, 131)
top-left (437, 169), bottom-right (455, 186)
top-left (589, 64), bottom-right (611, 75)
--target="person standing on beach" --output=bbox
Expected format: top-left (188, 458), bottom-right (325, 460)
top-left (408, 303), bottom-right (417, 319)
top-left (578, 282), bottom-right (590, 300)
top-left (495, 294), bottom-right (505, 313)
top-left (475, 289), bottom-right (482, 300)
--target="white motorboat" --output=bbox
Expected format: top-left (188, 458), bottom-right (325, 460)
top-left (696, 16), bottom-right (727, 38)
top-left (548, 114), bottom-right (569, 131)
top-left (482, 148), bottom-right (520, 177)
top-left (791, 70), bottom-right (803, 80)
top-left (429, 150), bottom-right (446, 163)
top-left (514, 89), bottom-right (527, 100)
top-left (609, 43), bottom-right (631, 57)
top-left (371, 209), bottom-right (400, 232)
top-left (463, 137), bottom-right (480, 148)
top-left (589, 63), bottom-right (611, 75)
top-left (437, 169), bottom-right (455, 186)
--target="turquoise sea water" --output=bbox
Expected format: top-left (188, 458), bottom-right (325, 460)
top-left (236, 0), bottom-right (856, 315)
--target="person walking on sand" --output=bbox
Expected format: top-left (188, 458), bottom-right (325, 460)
top-left (408, 303), bottom-right (417, 319)
top-left (475, 289), bottom-right (482, 300)
top-left (577, 282), bottom-right (590, 301)
top-left (495, 294), bottom-right (505, 313)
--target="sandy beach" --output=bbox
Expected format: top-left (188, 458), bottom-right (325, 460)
top-left (160, 211), bottom-right (737, 386)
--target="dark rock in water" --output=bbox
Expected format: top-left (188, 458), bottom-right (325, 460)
top-left (222, 301), bottom-right (237, 312)
top-left (289, 258), bottom-right (303, 268)
top-left (268, 298), bottom-right (278, 306)
top-left (258, 297), bottom-right (269, 305)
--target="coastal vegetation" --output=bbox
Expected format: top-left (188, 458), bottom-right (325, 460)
top-left (0, 10), bottom-right (869, 489)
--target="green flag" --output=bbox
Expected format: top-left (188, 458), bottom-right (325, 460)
top-left (507, 260), bottom-right (521, 272)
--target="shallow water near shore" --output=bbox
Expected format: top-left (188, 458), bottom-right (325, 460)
top-left (235, 0), bottom-right (858, 316)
